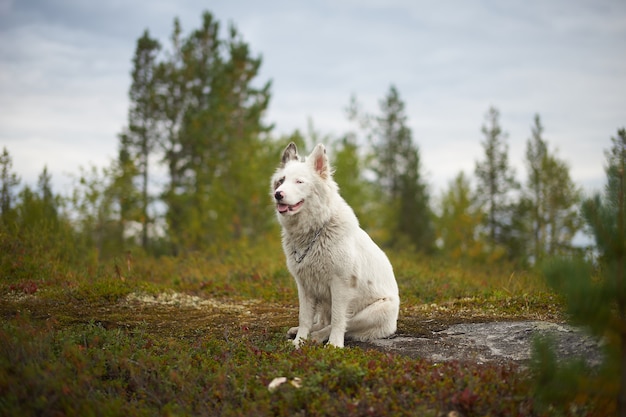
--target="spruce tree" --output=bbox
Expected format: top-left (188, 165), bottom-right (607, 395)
top-left (37, 166), bottom-right (58, 224)
top-left (525, 115), bottom-right (548, 262)
top-left (522, 115), bottom-right (582, 263)
top-left (437, 171), bottom-right (485, 260)
top-left (474, 107), bottom-right (519, 259)
top-left (542, 128), bottom-right (626, 415)
top-left (119, 11), bottom-right (272, 254)
top-left (0, 147), bottom-right (20, 225)
top-left (331, 134), bottom-right (374, 228)
top-left (119, 30), bottom-right (161, 250)
top-left (167, 12), bottom-right (271, 250)
top-left (370, 85), bottom-right (434, 252)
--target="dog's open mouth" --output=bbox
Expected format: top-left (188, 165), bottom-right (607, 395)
top-left (277, 200), bottom-right (304, 214)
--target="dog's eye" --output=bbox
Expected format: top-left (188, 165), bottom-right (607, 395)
top-left (296, 179), bottom-right (303, 184)
top-left (274, 177), bottom-right (285, 190)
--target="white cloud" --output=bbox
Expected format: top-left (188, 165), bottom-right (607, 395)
top-left (0, 0), bottom-right (624, 200)
top-left (0, 19), bottom-right (129, 190)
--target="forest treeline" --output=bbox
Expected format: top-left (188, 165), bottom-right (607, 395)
top-left (0, 10), bottom-right (623, 268)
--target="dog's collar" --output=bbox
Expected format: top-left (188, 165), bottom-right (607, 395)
top-left (292, 223), bottom-right (326, 264)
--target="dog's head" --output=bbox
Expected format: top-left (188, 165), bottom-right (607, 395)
top-left (271, 142), bottom-right (331, 216)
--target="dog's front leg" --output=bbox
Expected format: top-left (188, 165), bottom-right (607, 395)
top-left (293, 291), bottom-right (315, 348)
top-left (328, 283), bottom-right (350, 348)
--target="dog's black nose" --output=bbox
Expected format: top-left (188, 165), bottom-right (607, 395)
top-left (274, 191), bottom-right (283, 201)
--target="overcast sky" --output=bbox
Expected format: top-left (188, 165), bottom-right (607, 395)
top-left (1, 0), bottom-right (625, 200)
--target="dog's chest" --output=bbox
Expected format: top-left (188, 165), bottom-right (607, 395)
top-left (285, 242), bottom-right (348, 300)
top-left (291, 259), bottom-right (333, 300)
top-left (282, 222), bottom-right (353, 293)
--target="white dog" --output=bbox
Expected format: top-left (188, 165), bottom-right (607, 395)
top-left (271, 142), bottom-right (400, 348)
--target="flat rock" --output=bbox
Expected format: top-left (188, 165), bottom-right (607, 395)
top-left (349, 321), bottom-right (603, 367)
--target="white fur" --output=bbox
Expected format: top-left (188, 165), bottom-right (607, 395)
top-left (271, 142), bottom-right (400, 348)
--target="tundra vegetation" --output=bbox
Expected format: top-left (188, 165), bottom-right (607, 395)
top-left (1, 10), bottom-right (624, 416)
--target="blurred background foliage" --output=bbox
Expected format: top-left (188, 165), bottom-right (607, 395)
top-left (0, 11), bottom-right (594, 268)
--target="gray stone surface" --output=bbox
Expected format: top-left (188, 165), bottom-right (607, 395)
top-left (350, 321), bottom-right (603, 367)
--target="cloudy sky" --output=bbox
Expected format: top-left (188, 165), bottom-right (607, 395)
top-left (1, 0), bottom-right (625, 199)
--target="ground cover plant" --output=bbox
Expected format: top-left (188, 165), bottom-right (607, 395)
top-left (0, 136), bottom-right (621, 415)
top-left (0, 237), bottom-right (617, 416)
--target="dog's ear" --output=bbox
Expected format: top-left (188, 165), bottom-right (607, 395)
top-left (280, 142), bottom-right (299, 167)
top-left (309, 144), bottom-right (329, 179)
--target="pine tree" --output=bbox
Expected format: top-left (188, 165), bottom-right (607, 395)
top-left (331, 133), bottom-right (376, 230)
top-left (437, 171), bottom-right (485, 260)
top-left (370, 85), bottom-right (434, 251)
top-left (118, 141), bottom-right (141, 223)
top-left (0, 147), bottom-right (20, 225)
top-left (119, 30), bottom-right (161, 250)
top-left (474, 107), bottom-right (519, 259)
top-left (153, 17), bottom-right (188, 255)
top-left (153, 12), bottom-right (271, 252)
top-left (521, 115), bottom-right (582, 264)
top-left (14, 167), bottom-right (68, 256)
top-left (542, 128), bottom-right (626, 415)
top-left (116, 11), bottom-right (273, 254)
top-left (342, 95), bottom-right (378, 232)
top-left (37, 166), bottom-right (58, 225)
top-left (69, 165), bottom-right (124, 258)
top-left (525, 115), bottom-right (548, 262)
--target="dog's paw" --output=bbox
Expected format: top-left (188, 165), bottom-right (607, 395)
top-left (292, 336), bottom-right (306, 349)
top-left (310, 332), bottom-right (329, 345)
top-left (286, 327), bottom-right (298, 340)
top-left (327, 333), bottom-right (345, 348)
top-left (310, 326), bottom-right (331, 344)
